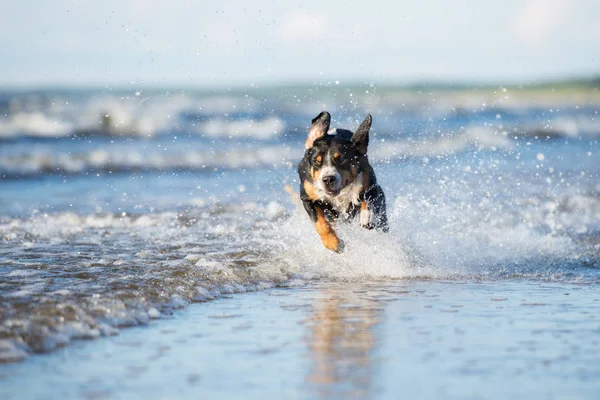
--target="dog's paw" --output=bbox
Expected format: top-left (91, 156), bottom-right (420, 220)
top-left (322, 233), bottom-right (344, 253)
top-left (360, 208), bottom-right (374, 230)
top-left (328, 238), bottom-right (345, 253)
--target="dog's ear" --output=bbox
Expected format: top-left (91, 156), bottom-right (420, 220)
top-left (351, 113), bottom-right (371, 154)
top-left (305, 111), bottom-right (331, 149)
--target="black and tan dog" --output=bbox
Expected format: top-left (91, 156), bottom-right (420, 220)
top-left (297, 111), bottom-right (388, 253)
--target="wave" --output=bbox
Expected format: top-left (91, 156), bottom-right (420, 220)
top-left (0, 113), bottom-right (286, 141)
top-left (0, 125), bottom-right (518, 179)
top-left (0, 204), bottom-right (292, 362)
top-left (0, 92), bottom-right (286, 140)
top-left (514, 115), bottom-right (600, 139)
top-left (1, 184), bottom-right (599, 362)
top-left (190, 116), bottom-right (285, 139)
top-left (1, 90), bottom-right (599, 142)
top-left (4, 119), bottom-right (593, 179)
top-left (373, 125), bottom-right (513, 160)
top-left (0, 112), bottom-right (74, 138)
top-left (0, 146), bottom-right (295, 178)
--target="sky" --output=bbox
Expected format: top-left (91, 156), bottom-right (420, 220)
top-left (2, 0), bottom-right (600, 87)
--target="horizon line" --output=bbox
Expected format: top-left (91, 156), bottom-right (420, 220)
top-left (1, 73), bottom-right (599, 93)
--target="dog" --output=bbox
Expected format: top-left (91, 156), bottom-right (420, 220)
top-left (297, 111), bottom-right (388, 253)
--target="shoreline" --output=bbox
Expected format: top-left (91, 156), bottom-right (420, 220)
top-left (2, 279), bottom-right (599, 399)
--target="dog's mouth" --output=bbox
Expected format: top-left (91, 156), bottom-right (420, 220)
top-left (325, 180), bottom-right (346, 196)
top-left (325, 188), bottom-right (340, 196)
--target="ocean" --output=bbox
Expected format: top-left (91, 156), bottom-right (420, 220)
top-left (0, 84), bottom-right (599, 398)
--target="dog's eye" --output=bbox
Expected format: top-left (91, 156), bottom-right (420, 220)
top-left (313, 155), bottom-right (323, 165)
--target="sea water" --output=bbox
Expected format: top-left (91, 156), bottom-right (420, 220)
top-left (1, 281), bottom-right (600, 399)
top-left (0, 85), bottom-right (599, 372)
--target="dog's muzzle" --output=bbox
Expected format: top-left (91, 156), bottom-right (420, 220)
top-left (322, 174), bottom-right (340, 196)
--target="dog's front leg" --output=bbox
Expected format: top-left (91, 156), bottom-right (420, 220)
top-left (360, 184), bottom-right (389, 232)
top-left (302, 200), bottom-right (344, 253)
top-left (359, 200), bottom-right (373, 228)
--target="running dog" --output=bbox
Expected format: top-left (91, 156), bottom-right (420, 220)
top-left (297, 111), bottom-right (388, 253)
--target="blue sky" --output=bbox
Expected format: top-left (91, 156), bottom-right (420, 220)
top-left (2, 0), bottom-right (599, 87)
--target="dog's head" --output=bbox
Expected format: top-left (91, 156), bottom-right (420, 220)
top-left (303, 111), bottom-right (371, 197)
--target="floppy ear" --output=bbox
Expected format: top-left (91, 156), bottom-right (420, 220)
top-left (351, 113), bottom-right (371, 154)
top-left (305, 111), bottom-right (331, 149)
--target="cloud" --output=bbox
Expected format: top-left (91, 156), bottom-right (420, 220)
top-left (280, 11), bottom-right (327, 42)
top-left (512, 0), bottom-right (569, 45)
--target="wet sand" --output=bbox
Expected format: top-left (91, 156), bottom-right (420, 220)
top-left (1, 280), bottom-right (600, 400)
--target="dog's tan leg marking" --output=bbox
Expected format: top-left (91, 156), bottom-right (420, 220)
top-left (314, 207), bottom-right (343, 253)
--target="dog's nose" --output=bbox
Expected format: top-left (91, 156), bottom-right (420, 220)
top-left (322, 175), bottom-right (337, 187)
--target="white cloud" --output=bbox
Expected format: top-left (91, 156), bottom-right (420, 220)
top-left (512, 0), bottom-right (569, 45)
top-left (280, 11), bottom-right (327, 42)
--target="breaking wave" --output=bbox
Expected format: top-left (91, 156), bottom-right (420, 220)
top-left (0, 146), bottom-right (294, 178)
top-left (0, 92), bottom-right (287, 140)
top-left (1, 89), bottom-right (599, 142)
top-left (0, 126), bottom-right (529, 179)
top-left (1, 182), bottom-right (599, 362)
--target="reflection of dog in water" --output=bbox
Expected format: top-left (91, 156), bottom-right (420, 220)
top-left (296, 111), bottom-right (389, 253)
top-left (306, 288), bottom-right (381, 395)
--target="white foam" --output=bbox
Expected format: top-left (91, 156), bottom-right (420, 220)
top-left (0, 146), bottom-right (294, 176)
top-left (0, 127), bottom-right (514, 177)
top-left (0, 92), bottom-right (287, 140)
top-left (372, 126), bottom-right (512, 161)
top-left (0, 112), bottom-right (73, 138)
top-left (195, 116), bottom-right (285, 139)
top-left (263, 183), bottom-right (600, 282)
top-left (1, 188), bottom-right (598, 362)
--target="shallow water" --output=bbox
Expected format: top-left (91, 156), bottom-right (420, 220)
top-left (2, 281), bottom-right (599, 399)
top-left (0, 86), bottom-right (599, 385)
